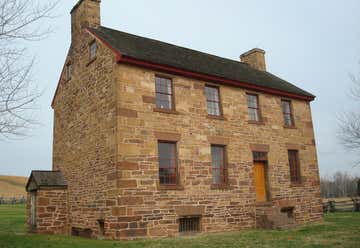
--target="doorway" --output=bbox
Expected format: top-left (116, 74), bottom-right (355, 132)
top-left (30, 192), bottom-right (37, 230)
top-left (254, 161), bottom-right (267, 202)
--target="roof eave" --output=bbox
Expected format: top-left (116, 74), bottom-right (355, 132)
top-left (79, 28), bottom-right (315, 102)
top-left (118, 55), bottom-right (315, 102)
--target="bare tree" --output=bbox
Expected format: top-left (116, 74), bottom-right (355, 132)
top-left (339, 66), bottom-right (360, 165)
top-left (321, 172), bottom-right (359, 198)
top-left (0, 0), bottom-right (58, 139)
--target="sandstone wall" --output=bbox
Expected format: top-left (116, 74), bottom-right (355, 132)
top-left (52, 29), bottom-right (118, 237)
top-left (112, 63), bottom-right (323, 239)
top-left (27, 189), bottom-right (68, 234)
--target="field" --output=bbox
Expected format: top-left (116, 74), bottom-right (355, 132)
top-left (0, 205), bottom-right (360, 248)
top-left (0, 175), bottom-right (27, 199)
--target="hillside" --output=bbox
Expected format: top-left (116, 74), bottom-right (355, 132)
top-left (0, 175), bottom-right (27, 198)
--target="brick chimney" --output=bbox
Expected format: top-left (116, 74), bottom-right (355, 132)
top-left (240, 48), bottom-right (266, 71)
top-left (71, 0), bottom-right (101, 42)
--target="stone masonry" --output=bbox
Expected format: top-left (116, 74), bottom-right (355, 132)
top-left (26, 189), bottom-right (68, 234)
top-left (27, 0), bottom-right (323, 240)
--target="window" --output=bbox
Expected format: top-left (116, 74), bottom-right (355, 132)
top-left (179, 217), bottom-right (200, 233)
top-left (155, 76), bottom-right (174, 110)
top-left (282, 100), bottom-right (294, 126)
top-left (205, 86), bottom-right (221, 116)
top-left (158, 142), bottom-right (178, 185)
top-left (288, 150), bottom-right (301, 183)
top-left (89, 41), bottom-right (97, 60)
top-left (253, 151), bottom-right (267, 161)
top-left (211, 145), bottom-right (227, 185)
top-left (66, 63), bottom-right (72, 81)
top-left (247, 94), bottom-right (260, 121)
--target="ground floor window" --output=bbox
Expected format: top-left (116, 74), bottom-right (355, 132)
top-left (158, 141), bottom-right (178, 185)
top-left (179, 216), bottom-right (201, 233)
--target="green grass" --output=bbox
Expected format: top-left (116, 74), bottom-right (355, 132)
top-left (0, 205), bottom-right (359, 248)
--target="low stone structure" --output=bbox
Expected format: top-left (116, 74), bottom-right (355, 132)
top-left (26, 171), bottom-right (68, 234)
top-left (26, 0), bottom-right (323, 240)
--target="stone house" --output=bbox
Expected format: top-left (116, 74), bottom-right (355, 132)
top-left (26, 0), bottom-right (323, 240)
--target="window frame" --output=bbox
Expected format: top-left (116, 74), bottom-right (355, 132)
top-left (281, 99), bottom-right (295, 127)
top-left (210, 145), bottom-right (228, 187)
top-left (155, 75), bottom-right (175, 111)
top-left (288, 150), bottom-right (301, 184)
top-left (89, 40), bottom-right (97, 60)
top-left (205, 85), bottom-right (223, 117)
top-left (157, 141), bottom-right (179, 187)
top-left (246, 93), bottom-right (262, 123)
top-left (65, 62), bottom-right (72, 81)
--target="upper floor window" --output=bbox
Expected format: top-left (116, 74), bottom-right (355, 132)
top-left (282, 100), bottom-right (294, 127)
top-left (155, 76), bottom-right (174, 110)
top-left (247, 93), bottom-right (260, 121)
top-left (288, 150), bottom-right (301, 183)
top-left (66, 63), bottom-right (72, 81)
top-left (205, 85), bottom-right (222, 116)
top-left (90, 40), bottom-right (97, 60)
top-left (211, 145), bottom-right (227, 185)
top-left (158, 141), bottom-right (178, 185)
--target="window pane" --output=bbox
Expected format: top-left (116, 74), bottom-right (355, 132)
top-left (288, 150), bottom-right (300, 183)
top-left (158, 142), bottom-right (177, 185)
top-left (205, 86), bottom-right (221, 116)
top-left (247, 94), bottom-right (258, 108)
top-left (284, 114), bottom-right (293, 126)
top-left (282, 101), bottom-right (291, 114)
top-left (211, 146), bottom-right (225, 185)
top-left (248, 108), bottom-right (259, 121)
top-left (207, 101), bottom-right (220, 116)
top-left (205, 86), bottom-right (219, 101)
top-left (156, 77), bottom-right (172, 94)
top-left (156, 93), bottom-right (172, 109)
top-left (155, 77), bottom-right (173, 110)
top-left (66, 64), bottom-right (72, 80)
top-left (90, 42), bottom-right (97, 59)
top-left (282, 100), bottom-right (293, 126)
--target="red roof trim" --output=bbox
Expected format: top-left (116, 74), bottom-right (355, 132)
top-left (52, 28), bottom-right (314, 108)
top-left (118, 55), bottom-right (314, 101)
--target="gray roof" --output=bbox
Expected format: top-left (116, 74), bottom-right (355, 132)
top-left (26, 171), bottom-right (67, 191)
top-left (89, 26), bottom-right (315, 99)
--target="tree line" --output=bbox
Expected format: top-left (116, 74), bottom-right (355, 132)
top-left (321, 171), bottom-right (360, 198)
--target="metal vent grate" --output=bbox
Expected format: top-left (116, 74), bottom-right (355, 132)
top-left (179, 217), bottom-right (200, 233)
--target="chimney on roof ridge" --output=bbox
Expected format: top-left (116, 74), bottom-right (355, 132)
top-left (240, 48), bottom-right (266, 71)
top-left (71, 0), bottom-right (101, 43)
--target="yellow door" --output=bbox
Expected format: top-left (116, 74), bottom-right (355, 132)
top-left (254, 162), bottom-right (267, 202)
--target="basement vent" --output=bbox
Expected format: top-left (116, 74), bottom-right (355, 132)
top-left (281, 207), bottom-right (295, 218)
top-left (179, 216), bottom-right (200, 233)
top-left (71, 227), bottom-right (92, 239)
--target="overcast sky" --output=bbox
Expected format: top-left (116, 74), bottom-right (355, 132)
top-left (1, 0), bottom-right (359, 177)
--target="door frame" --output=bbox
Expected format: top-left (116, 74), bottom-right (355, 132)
top-left (30, 191), bottom-right (37, 231)
top-left (252, 152), bottom-right (270, 202)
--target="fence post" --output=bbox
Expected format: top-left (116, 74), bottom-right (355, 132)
top-left (353, 198), bottom-right (360, 212)
top-left (329, 200), bottom-right (336, 213)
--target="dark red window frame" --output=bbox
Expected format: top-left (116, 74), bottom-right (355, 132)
top-left (288, 150), bottom-right (301, 183)
top-left (205, 85), bottom-right (222, 116)
top-left (282, 99), bottom-right (295, 127)
top-left (155, 76), bottom-right (174, 110)
top-left (246, 93), bottom-right (261, 122)
top-left (211, 145), bottom-right (227, 185)
top-left (158, 141), bottom-right (178, 186)
top-left (66, 63), bottom-right (72, 81)
top-left (90, 40), bottom-right (97, 60)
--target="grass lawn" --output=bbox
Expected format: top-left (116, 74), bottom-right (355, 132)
top-left (0, 205), bottom-right (359, 248)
